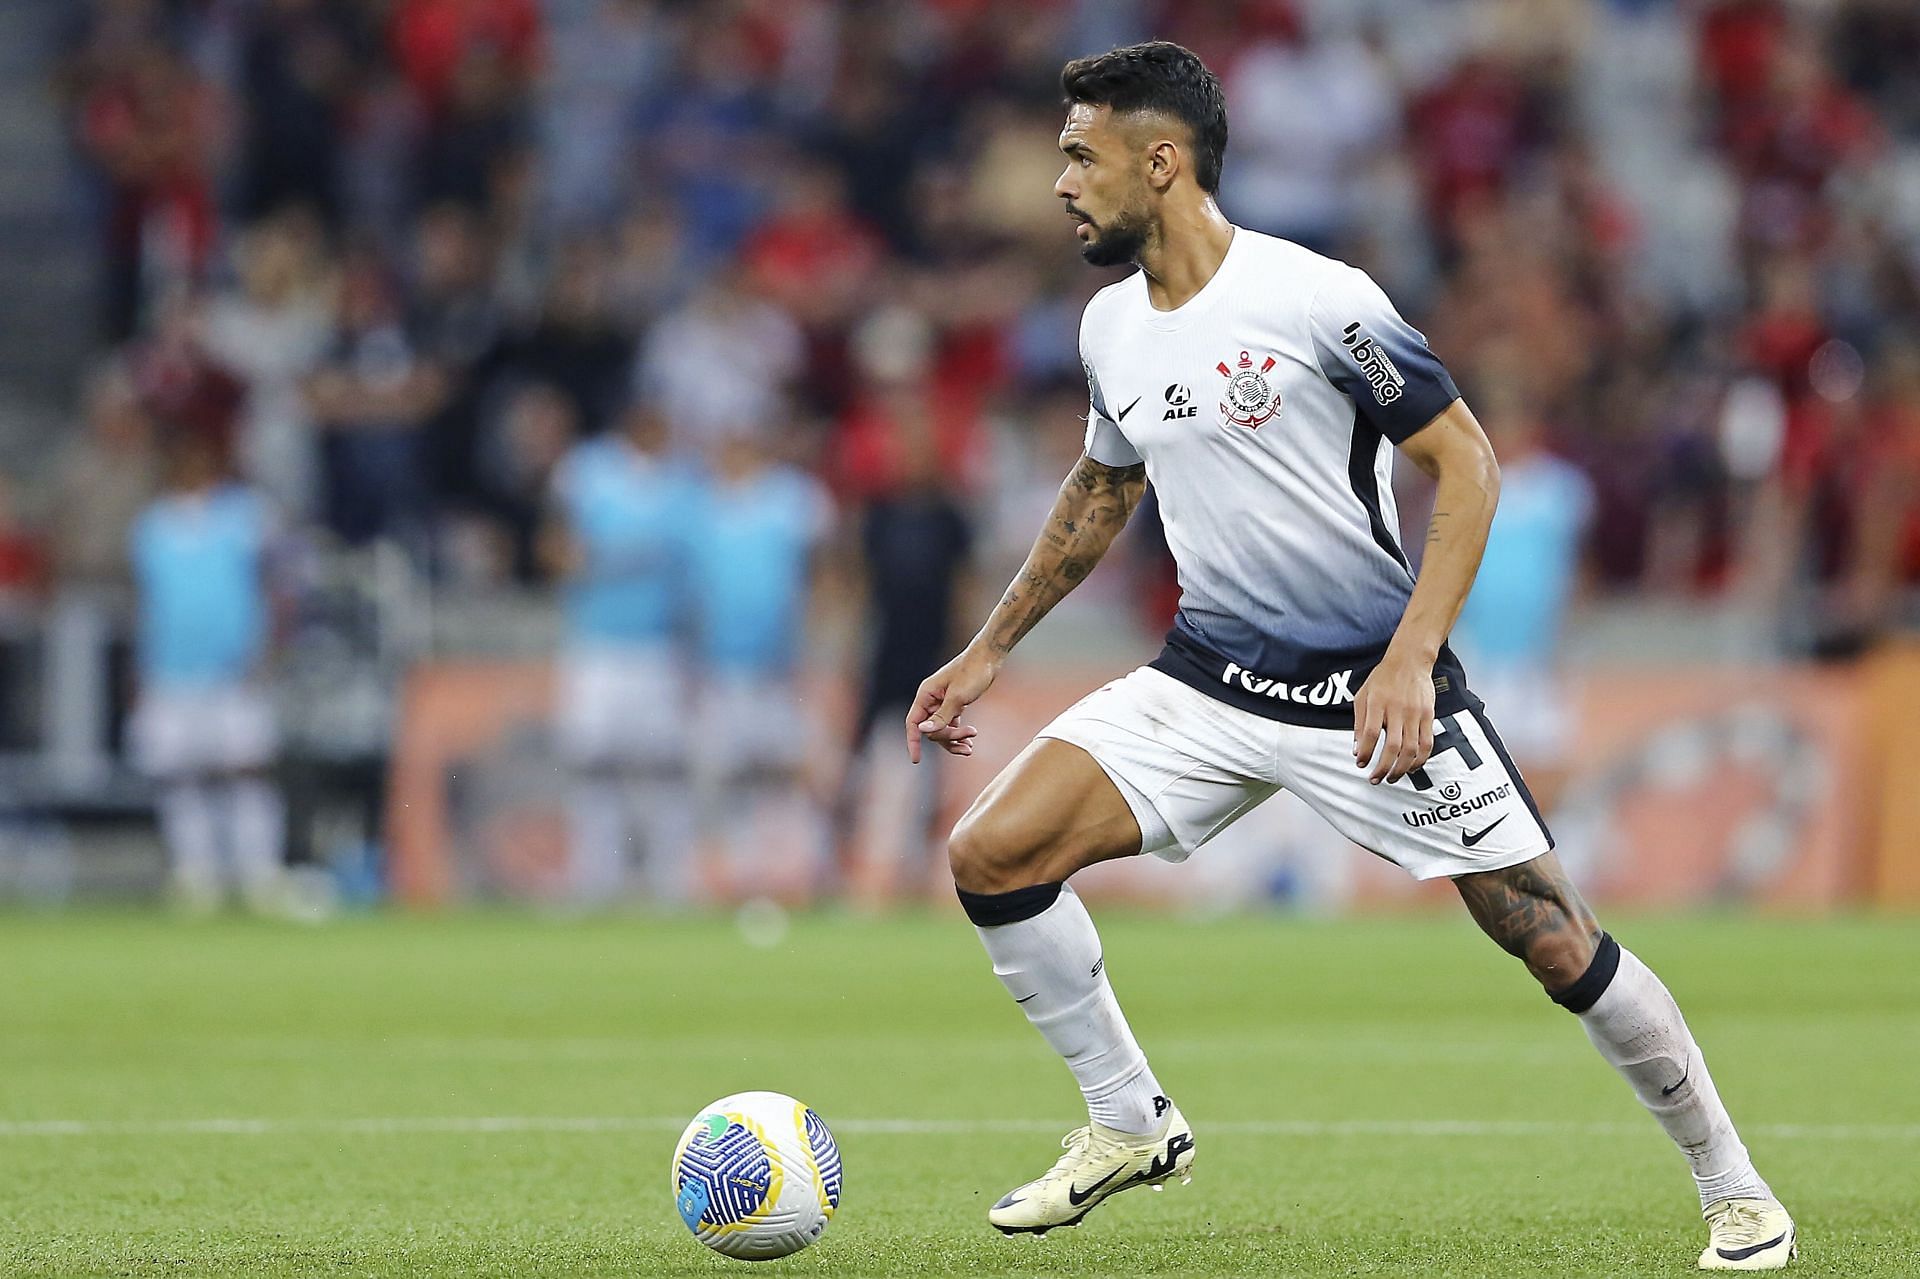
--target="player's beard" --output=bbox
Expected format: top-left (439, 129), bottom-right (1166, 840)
top-left (1079, 207), bottom-right (1150, 268)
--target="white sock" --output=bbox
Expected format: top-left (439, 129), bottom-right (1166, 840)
top-left (1579, 945), bottom-right (1772, 1208)
top-left (158, 780), bottom-right (221, 904)
top-left (223, 778), bottom-right (286, 908)
top-left (972, 884), bottom-right (1168, 1134)
top-left (567, 776), bottom-right (629, 902)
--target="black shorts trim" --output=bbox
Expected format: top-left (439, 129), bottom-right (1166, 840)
top-left (1467, 704), bottom-right (1555, 850)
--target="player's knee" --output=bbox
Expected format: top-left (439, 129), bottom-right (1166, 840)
top-left (946, 806), bottom-right (1048, 895)
top-left (1522, 928), bottom-right (1600, 993)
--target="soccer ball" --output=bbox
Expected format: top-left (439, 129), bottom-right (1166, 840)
top-left (671, 1091), bottom-right (842, 1260)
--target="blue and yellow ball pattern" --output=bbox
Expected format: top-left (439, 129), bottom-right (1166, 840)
top-left (672, 1091), bottom-right (841, 1260)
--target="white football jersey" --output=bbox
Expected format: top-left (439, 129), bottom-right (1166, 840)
top-left (1079, 227), bottom-right (1471, 728)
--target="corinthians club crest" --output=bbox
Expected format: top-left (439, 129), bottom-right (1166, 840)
top-left (1216, 350), bottom-right (1283, 429)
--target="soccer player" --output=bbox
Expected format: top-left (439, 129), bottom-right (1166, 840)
top-left (686, 425), bottom-right (835, 893)
top-left (906, 43), bottom-right (1795, 1271)
top-left (128, 434), bottom-right (284, 913)
top-left (547, 404), bottom-right (698, 903)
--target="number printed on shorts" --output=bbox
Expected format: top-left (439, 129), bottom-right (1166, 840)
top-left (1408, 714), bottom-right (1482, 792)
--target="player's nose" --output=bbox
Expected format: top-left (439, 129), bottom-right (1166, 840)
top-left (1054, 167), bottom-right (1077, 200)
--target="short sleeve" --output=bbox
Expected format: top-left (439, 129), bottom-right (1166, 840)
top-left (1080, 314), bottom-right (1143, 467)
top-left (1310, 267), bottom-right (1460, 443)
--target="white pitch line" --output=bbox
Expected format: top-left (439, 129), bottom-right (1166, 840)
top-left (0, 1116), bottom-right (1915, 1140)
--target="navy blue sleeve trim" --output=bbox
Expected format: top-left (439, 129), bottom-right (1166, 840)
top-left (1312, 275), bottom-right (1461, 444)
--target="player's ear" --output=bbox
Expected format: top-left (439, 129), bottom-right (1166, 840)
top-left (1144, 137), bottom-right (1179, 193)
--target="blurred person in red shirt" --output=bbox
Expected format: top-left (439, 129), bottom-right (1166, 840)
top-left (830, 304), bottom-right (985, 504)
top-left (1720, 25), bottom-right (1882, 258)
top-left (388, 0), bottom-right (539, 118)
top-left (77, 41), bottom-right (221, 340)
top-left (742, 159), bottom-right (884, 328)
top-left (1830, 342), bottom-right (1920, 646)
top-left (1698, 0), bottom-right (1789, 131)
top-left (1406, 54), bottom-right (1537, 249)
top-left (126, 289), bottom-right (246, 465)
top-left (741, 158), bottom-right (886, 412)
top-left (1426, 200), bottom-right (1597, 418)
top-left (1738, 254), bottom-right (1833, 490)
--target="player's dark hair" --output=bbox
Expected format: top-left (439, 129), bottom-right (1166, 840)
top-left (1060, 41), bottom-right (1229, 194)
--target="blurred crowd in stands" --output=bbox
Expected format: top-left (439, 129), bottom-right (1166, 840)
top-left (21, 0), bottom-right (1920, 903)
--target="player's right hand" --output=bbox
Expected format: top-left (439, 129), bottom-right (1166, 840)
top-left (906, 649), bottom-right (996, 763)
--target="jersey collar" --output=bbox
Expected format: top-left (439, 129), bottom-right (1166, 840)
top-left (1139, 225), bottom-right (1243, 333)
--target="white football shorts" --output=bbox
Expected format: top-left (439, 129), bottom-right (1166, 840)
top-left (130, 682), bottom-right (278, 778)
top-left (1037, 666), bottom-right (1552, 881)
top-left (555, 645), bottom-right (689, 769)
top-left (692, 669), bottom-right (810, 780)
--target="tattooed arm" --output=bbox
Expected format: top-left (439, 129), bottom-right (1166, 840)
top-left (1351, 399), bottom-right (1500, 784)
top-left (905, 453), bottom-right (1147, 762)
top-left (980, 454), bottom-right (1148, 656)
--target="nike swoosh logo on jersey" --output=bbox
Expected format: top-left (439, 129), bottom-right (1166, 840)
top-left (1066, 1166), bottom-right (1122, 1205)
top-left (1118, 396), bottom-right (1142, 421)
top-left (1461, 815), bottom-right (1508, 847)
top-left (1015, 993), bottom-right (1038, 1004)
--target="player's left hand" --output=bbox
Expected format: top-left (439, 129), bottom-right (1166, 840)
top-left (1352, 649), bottom-right (1436, 785)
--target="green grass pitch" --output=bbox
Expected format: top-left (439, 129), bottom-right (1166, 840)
top-left (2, 908), bottom-right (1915, 1277)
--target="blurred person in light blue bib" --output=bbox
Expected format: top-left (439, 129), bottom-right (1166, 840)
top-left (685, 423), bottom-right (835, 896)
top-left (546, 403), bottom-right (700, 903)
top-left (128, 433), bottom-right (285, 912)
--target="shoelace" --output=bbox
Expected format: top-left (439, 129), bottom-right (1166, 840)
top-left (1706, 1201), bottom-right (1772, 1245)
top-left (1036, 1125), bottom-right (1124, 1182)
top-left (1046, 1126), bottom-right (1093, 1174)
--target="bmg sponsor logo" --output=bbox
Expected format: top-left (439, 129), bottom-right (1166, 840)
top-left (1341, 322), bottom-right (1406, 405)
